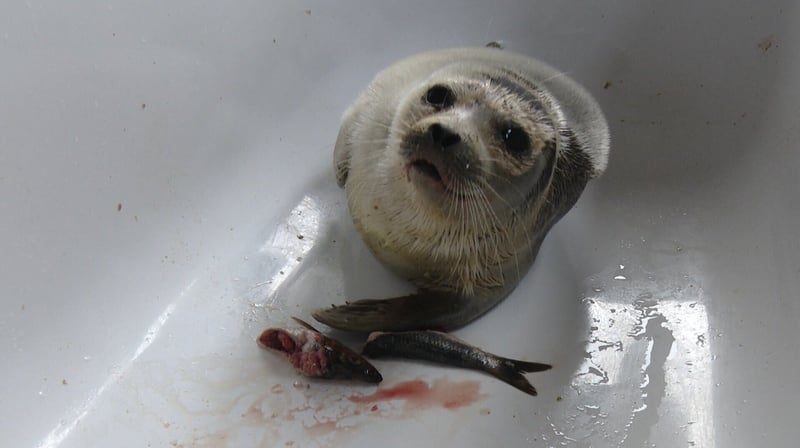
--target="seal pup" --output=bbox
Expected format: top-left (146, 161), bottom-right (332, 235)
top-left (313, 47), bottom-right (609, 332)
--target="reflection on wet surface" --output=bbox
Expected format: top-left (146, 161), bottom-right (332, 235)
top-left (547, 265), bottom-right (714, 447)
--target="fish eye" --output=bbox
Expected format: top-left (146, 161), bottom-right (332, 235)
top-left (500, 125), bottom-right (530, 155)
top-left (424, 85), bottom-right (455, 109)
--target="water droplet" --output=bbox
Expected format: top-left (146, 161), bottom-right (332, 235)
top-left (592, 287), bottom-right (603, 293)
top-left (83, 355), bottom-right (92, 361)
top-left (619, 264), bottom-right (625, 270)
top-left (613, 275), bottom-right (627, 281)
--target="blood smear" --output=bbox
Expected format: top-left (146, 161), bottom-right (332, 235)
top-left (349, 378), bottom-right (483, 410)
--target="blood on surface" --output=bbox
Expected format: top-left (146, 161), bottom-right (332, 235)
top-left (349, 378), bottom-right (482, 410)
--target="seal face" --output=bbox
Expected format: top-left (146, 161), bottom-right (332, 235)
top-left (317, 47), bottom-right (610, 332)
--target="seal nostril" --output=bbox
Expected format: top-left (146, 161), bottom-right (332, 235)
top-left (430, 123), bottom-right (443, 142)
top-left (429, 123), bottom-right (461, 148)
top-left (441, 133), bottom-right (461, 148)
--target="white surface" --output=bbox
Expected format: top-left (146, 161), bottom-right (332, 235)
top-left (1, 1), bottom-right (798, 447)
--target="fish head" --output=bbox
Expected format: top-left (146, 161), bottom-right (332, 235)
top-left (322, 342), bottom-right (383, 383)
top-left (258, 326), bottom-right (382, 383)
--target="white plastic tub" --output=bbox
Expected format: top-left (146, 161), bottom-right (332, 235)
top-left (2, 1), bottom-right (798, 447)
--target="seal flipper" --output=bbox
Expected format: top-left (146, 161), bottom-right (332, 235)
top-left (312, 290), bottom-right (477, 333)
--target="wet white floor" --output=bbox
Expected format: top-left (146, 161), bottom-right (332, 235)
top-left (2, 1), bottom-right (798, 447)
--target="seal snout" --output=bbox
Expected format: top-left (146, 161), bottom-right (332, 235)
top-left (404, 122), bottom-right (474, 191)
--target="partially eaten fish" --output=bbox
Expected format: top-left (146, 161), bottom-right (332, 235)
top-left (257, 317), bottom-right (383, 383)
top-left (362, 330), bottom-right (551, 396)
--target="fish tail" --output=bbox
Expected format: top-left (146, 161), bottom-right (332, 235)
top-left (490, 359), bottom-right (552, 396)
top-left (505, 359), bottom-right (552, 373)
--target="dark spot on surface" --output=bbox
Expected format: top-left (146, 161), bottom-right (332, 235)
top-left (757, 35), bottom-right (775, 53)
top-left (141, 103), bottom-right (146, 109)
top-left (297, 234), bottom-right (304, 240)
top-left (304, 9), bottom-right (311, 15)
top-left (117, 203), bottom-right (122, 212)
top-left (603, 81), bottom-right (612, 89)
top-left (556, 395), bottom-right (562, 401)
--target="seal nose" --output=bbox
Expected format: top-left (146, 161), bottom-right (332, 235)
top-left (429, 123), bottom-right (461, 148)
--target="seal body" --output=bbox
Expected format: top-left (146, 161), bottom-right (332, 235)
top-left (315, 47), bottom-right (609, 332)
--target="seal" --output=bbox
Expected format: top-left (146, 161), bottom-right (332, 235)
top-left (313, 47), bottom-right (610, 332)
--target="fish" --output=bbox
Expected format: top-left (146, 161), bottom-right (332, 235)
top-left (361, 330), bottom-right (551, 396)
top-left (257, 317), bottom-right (383, 383)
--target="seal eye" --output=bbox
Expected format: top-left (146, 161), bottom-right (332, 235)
top-left (424, 85), bottom-right (455, 109)
top-left (500, 126), bottom-right (530, 155)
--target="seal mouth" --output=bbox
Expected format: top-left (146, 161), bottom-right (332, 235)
top-left (410, 159), bottom-right (442, 182)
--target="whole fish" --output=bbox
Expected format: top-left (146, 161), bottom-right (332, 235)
top-left (257, 317), bottom-right (382, 383)
top-left (362, 330), bottom-right (551, 396)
